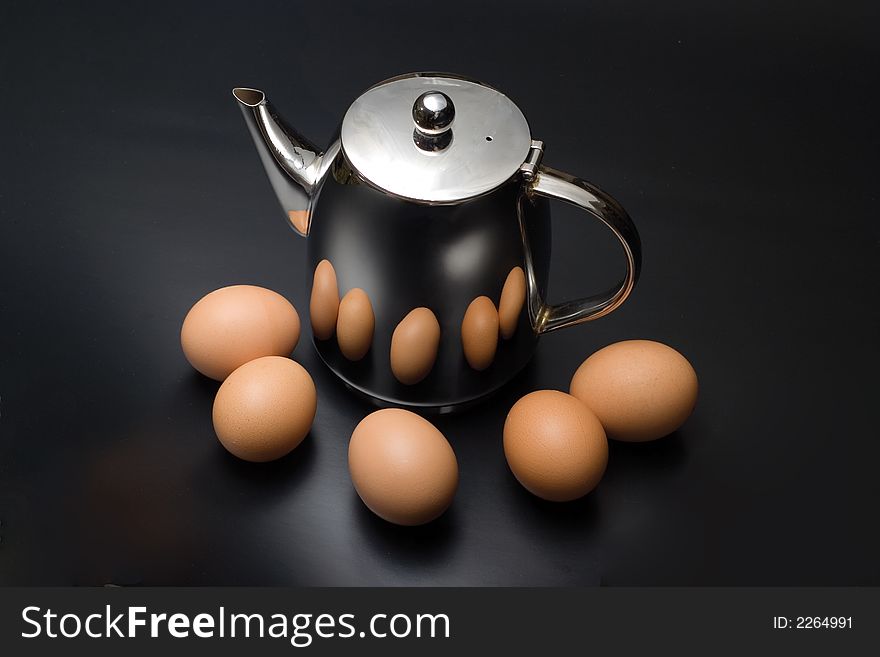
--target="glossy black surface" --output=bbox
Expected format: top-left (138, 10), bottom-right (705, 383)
top-left (310, 165), bottom-right (550, 408)
top-left (0, 0), bottom-right (877, 585)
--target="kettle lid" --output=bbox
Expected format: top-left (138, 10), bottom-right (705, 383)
top-left (340, 73), bottom-right (532, 204)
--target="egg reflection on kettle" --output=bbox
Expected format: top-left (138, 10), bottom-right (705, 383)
top-left (390, 308), bottom-right (441, 385)
top-left (310, 260), bottom-right (340, 341)
top-left (498, 266), bottom-right (526, 340)
top-left (461, 296), bottom-right (499, 371)
top-left (336, 288), bottom-right (374, 361)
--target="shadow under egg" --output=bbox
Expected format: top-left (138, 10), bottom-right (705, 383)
top-left (212, 429), bottom-right (319, 494)
top-left (351, 490), bottom-right (459, 567)
top-left (606, 429), bottom-right (690, 476)
top-left (501, 468), bottom-right (603, 537)
top-left (184, 368), bottom-right (222, 402)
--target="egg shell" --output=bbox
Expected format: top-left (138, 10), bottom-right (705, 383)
top-left (180, 285), bottom-right (300, 381)
top-left (336, 288), bottom-right (375, 361)
top-left (390, 307), bottom-right (441, 385)
top-left (498, 266), bottom-right (526, 339)
top-left (570, 340), bottom-right (698, 442)
top-left (310, 260), bottom-right (339, 340)
top-left (503, 390), bottom-right (608, 502)
top-left (461, 296), bottom-right (499, 371)
top-left (212, 356), bottom-right (316, 462)
top-left (348, 409), bottom-right (458, 525)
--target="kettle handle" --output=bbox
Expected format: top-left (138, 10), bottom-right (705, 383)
top-left (523, 165), bottom-right (642, 334)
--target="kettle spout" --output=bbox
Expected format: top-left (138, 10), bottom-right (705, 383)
top-left (232, 87), bottom-right (326, 236)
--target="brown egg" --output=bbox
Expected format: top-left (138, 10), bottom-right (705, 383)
top-left (212, 356), bottom-right (316, 462)
top-left (310, 260), bottom-right (339, 340)
top-left (461, 296), bottom-right (499, 371)
top-left (348, 409), bottom-right (458, 525)
top-left (503, 390), bottom-right (608, 502)
top-left (498, 266), bottom-right (526, 339)
top-left (570, 340), bottom-right (698, 442)
top-left (336, 288), bottom-right (374, 361)
top-left (180, 285), bottom-right (300, 381)
top-left (390, 307), bottom-right (441, 385)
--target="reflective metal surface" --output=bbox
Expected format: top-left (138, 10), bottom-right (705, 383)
top-left (340, 73), bottom-right (532, 204)
top-left (412, 91), bottom-right (455, 133)
top-left (308, 171), bottom-right (550, 409)
top-left (233, 87), bottom-right (329, 235)
top-left (232, 73), bottom-right (641, 408)
top-left (524, 166), bottom-right (642, 333)
top-left (412, 91), bottom-right (455, 152)
top-left (519, 139), bottom-right (545, 182)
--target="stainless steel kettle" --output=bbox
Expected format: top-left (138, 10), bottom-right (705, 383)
top-left (233, 72), bottom-right (641, 410)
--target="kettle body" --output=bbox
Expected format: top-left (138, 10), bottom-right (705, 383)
top-left (309, 151), bottom-right (551, 409)
top-left (233, 73), bottom-right (641, 410)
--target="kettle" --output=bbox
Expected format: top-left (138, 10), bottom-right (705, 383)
top-left (233, 72), bottom-right (641, 411)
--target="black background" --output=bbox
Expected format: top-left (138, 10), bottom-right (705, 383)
top-left (0, 0), bottom-right (877, 586)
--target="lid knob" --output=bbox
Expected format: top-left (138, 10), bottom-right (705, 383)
top-left (412, 91), bottom-right (455, 151)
